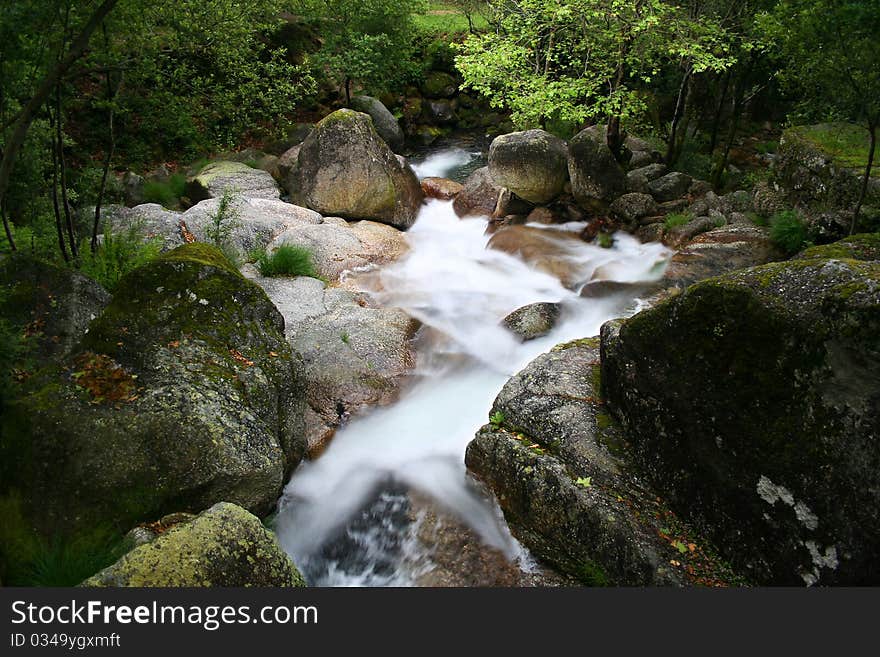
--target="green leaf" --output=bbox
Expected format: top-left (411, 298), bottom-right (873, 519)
top-left (575, 477), bottom-right (592, 488)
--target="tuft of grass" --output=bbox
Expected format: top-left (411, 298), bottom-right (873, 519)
top-left (769, 210), bottom-right (809, 254)
top-left (489, 410), bottom-right (505, 428)
top-left (0, 493), bottom-right (126, 586)
top-left (142, 173), bottom-right (186, 208)
top-left (255, 245), bottom-right (319, 278)
top-left (664, 213), bottom-right (691, 230)
top-left (79, 222), bottom-right (163, 291)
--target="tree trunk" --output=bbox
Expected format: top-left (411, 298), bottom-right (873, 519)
top-left (0, 0), bottom-right (119, 222)
top-left (852, 120), bottom-right (877, 234)
top-left (55, 86), bottom-right (77, 259)
top-left (1, 202), bottom-right (14, 252)
top-left (708, 68), bottom-right (732, 155)
top-left (93, 59), bottom-right (120, 253)
top-left (666, 65), bottom-right (693, 165)
top-left (49, 106), bottom-right (70, 263)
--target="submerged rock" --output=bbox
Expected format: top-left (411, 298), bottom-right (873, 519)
top-left (2, 244), bottom-right (306, 536)
top-left (288, 109), bottom-right (423, 229)
top-left (601, 254), bottom-right (880, 584)
top-left (502, 302), bottom-right (561, 341)
top-left (489, 130), bottom-right (569, 204)
top-left (82, 503), bottom-right (304, 587)
top-left (421, 177), bottom-right (463, 201)
top-left (487, 225), bottom-right (589, 289)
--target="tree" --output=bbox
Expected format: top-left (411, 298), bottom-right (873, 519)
top-left (0, 0), bottom-right (313, 254)
top-left (456, 0), bottom-right (733, 156)
top-left (761, 0), bottom-right (880, 232)
top-left (295, 0), bottom-right (424, 103)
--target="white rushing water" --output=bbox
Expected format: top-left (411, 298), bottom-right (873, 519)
top-left (275, 149), bottom-right (671, 586)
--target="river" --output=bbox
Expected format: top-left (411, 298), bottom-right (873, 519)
top-left (274, 146), bottom-right (671, 586)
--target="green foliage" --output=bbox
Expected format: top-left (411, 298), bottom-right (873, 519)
top-left (786, 124), bottom-right (879, 175)
top-left (142, 174), bottom-right (187, 208)
top-left (0, 493), bottom-right (125, 586)
top-left (597, 232), bottom-right (614, 249)
top-left (760, 1), bottom-right (879, 134)
top-left (78, 222), bottom-right (163, 291)
top-left (412, 3), bottom-right (489, 35)
top-left (297, 0), bottom-right (425, 98)
top-left (455, 0), bottom-right (734, 131)
top-left (746, 212), bottom-right (769, 227)
top-left (489, 410), bottom-right (505, 428)
top-left (664, 213), bottom-right (691, 230)
top-left (769, 210), bottom-right (809, 254)
top-left (255, 245), bottom-right (319, 278)
top-left (575, 476), bottom-right (592, 488)
top-left (204, 189), bottom-right (242, 266)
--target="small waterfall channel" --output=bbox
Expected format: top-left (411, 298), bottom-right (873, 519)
top-left (275, 145), bottom-right (671, 586)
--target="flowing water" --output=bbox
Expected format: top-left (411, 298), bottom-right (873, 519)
top-left (274, 148), bottom-right (671, 586)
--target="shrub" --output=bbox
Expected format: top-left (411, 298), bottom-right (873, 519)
top-left (205, 189), bottom-right (243, 267)
top-left (255, 245), bottom-right (319, 278)
top-left (142, 173), bottom-right (186, 208)
top-left (664, 213), bottom-right (691, 230)
top-left (769, 210), bottom-right (809, 254)
top-left (79, 223), bottom-right (163, 291)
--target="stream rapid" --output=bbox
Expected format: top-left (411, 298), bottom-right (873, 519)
top-left (274, 146), bottom-right (671, 586)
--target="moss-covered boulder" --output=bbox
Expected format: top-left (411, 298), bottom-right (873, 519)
top-left (81, 503), bottom-right (305, 587)
top-left (489, 130), bottom-right (569, 204)
top-left (466, 341), bottom-right (740, 586)
top-left (288, 109), bottom-right (423, 229)
top-left (2, 244), bottom-right (306, 537)
top-left (776, 124), bottom-right (880, 214)
top-left (799, 233), bottom-right (880, 262)
top-left (421, 71), bottom-right (458, 99)
top-left (185, 161), bottom-right (281, 204)
top-left (0, 255), bottom-right (110, 367)
top-left (601, 255), bottom-right (880, 584)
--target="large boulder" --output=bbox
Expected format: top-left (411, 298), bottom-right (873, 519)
top-left (567, 128), bottom-right (626, 207)
top-left (421, 71), bottom-right (458, 99)
top-left (489, 130), bottom-right (569, 204)
top-left (1, 244), bottom-right (306, 537)
top-left (466, 340), bottom-right (740, 586)
top-left (350, 95), bottom-right (405, 152)
top-left (185, 161), bottom-right (281, 204)
top-left (0, 255), bottom-right (110, 367)
top-left (267, 218), bottom-right (408, 283)
top-left (288, 109), bottom-right (423, 229)
top-left (104, 203), bottom-right (186, 252)
top-left (601, 248), bottom-right (880, 584)
top-left (182, 197), bottom-right (322, 260)
top-left (82, 503), bottom-right (305, 587)
top-left (775, 123), bottom-right (880, 220)
top-left (251, 276), bottom-right (418, 455)
top-left (453, 167), bottom-right (502, 218)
